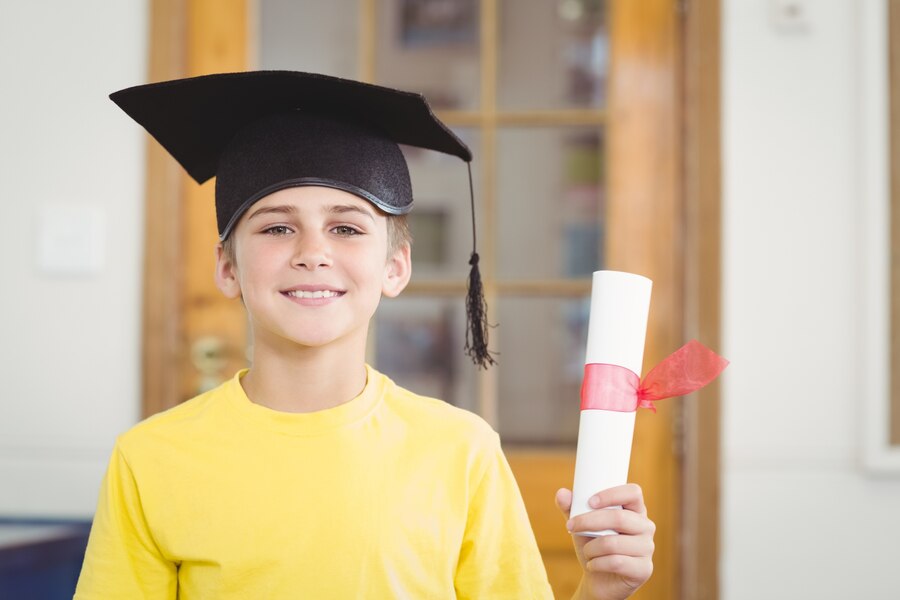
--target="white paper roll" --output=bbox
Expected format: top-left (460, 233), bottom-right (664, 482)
top-left (571, 270), bottom-right (652, 536)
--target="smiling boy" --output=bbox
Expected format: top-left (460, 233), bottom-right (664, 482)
top-left (75, 71), bottom-right (655, 599)
top-left (219, 186), bottom-right (412, 414)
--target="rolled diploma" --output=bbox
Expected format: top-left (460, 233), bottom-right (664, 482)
top-left (571, 270), bottom-right (652, 536)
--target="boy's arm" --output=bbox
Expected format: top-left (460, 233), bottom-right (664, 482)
top-left (74, 443), bottom-right (177, 599)
top-left (555, 484), bottom-right (655, 600)
top-left (454, 431), bottom-right (554, 600)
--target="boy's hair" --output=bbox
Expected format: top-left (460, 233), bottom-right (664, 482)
top-left (221, 212), bottom-right (412, 267)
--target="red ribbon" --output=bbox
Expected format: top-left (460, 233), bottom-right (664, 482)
top-left (580, 340), bottom-right (729, 413)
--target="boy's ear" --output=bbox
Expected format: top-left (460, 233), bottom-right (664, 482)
top-left (214, 243), bottom-right (242, 299)
top-left (382, 242), bottom-right (412, 298)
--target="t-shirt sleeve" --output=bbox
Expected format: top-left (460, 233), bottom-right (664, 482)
top-left (74, 442), bottom-right (177, 599)
top-left (454, 430), bottom-right (554, 599)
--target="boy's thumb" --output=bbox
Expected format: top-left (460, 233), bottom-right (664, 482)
top-left (555, 488), bottom-right (573, 517)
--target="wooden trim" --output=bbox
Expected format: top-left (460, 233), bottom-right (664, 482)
top-left (359, 0), bottom-right (378, 362)
top-left (479, 0), bottom-right (499, 427)
top-left (405, 279), bottom-right (592, 296)
top-left (143, 0), bottom-right (249, 415)
top-left (496, 280), bottom-right (591, 296)
top-left (607, 0), bottom-right (683, 596)
top-left (246, 0), bottom-right (259, 69)
top-left (438, 109), bottom-right (607, 127)
top-left (142, 0), bottom-right (187, 418)
top-left (682, 0), bottom-right (722, 598)
top-left (358, 0), bottom-right (376, 82)
top-left (402, 281), bottom-right (468, 296)
top-left (178, 0), bottom-right (250, 403)
top-left (889, 0), bottom-right (900, 446)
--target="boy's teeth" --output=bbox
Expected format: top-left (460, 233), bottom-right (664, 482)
top-left (288, 290), bottom-right (339, 299)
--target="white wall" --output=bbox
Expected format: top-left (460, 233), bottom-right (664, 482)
top-left (0, 1), bottom-right (147, 518)
top-left (722, 0), bottom-right (900, 598)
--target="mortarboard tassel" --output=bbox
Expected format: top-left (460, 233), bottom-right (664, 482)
top-left (464, 164), bottom-right (497, 368)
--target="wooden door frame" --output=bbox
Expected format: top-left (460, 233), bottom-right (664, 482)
top-left (605, 2), bottom-right (722, 597)
top-left (141, 0), bottom-right (186, 417)
top-left (141, 0), bottom-right (249, 416)
top-left (889, 0), bottom-right (900, 448)
top-left (681, 1), bottom-right (722, 598)
top-left (140, 1), bottom-right (722, 597)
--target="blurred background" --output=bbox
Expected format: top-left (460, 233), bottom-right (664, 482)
top-left (1, 0), bottom-right (899, 598)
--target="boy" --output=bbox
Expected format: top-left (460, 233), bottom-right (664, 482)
top-left (76, 71), bottom-right (655, 599)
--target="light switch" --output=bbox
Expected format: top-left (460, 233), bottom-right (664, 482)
top-left (36, 204), bottom-right (106, 275)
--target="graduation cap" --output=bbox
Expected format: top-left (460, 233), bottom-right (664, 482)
top-left (111, 70), bottom-right (495, 368)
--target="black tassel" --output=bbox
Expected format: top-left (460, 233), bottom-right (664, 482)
top-left (463, 162), bottom-right (496, 368)
top-left (465, 251), bottom-right (496, 368)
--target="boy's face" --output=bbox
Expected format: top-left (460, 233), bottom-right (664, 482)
top-left (214, 186), bottom-right (411, 351)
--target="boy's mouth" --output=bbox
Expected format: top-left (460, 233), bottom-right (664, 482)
top-left (280, 286), bottom-right (347, 301)
top-left (283, 289), bottom-right (345, 299)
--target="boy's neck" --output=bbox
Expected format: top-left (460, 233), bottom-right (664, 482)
top-left (240, 334), bottom-right (369, 414)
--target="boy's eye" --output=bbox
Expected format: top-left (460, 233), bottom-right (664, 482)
top-left (261, 225), bottom-right (293, 236)
top-left (332, 225), bottom-right (362, 236)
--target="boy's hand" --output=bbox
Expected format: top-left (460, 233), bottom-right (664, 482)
top-left (555, 484), bottom-right (655, 600)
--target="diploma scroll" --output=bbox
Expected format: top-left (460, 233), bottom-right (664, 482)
top-left (571, 270), bottom-right (652, 537)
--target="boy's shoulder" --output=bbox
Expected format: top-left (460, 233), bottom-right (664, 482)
top-left (115, 376), bottom-right (233, 453)
top-left (377, 371), bottom-right (498, 445)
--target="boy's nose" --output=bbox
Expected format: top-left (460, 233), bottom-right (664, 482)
top-left (292, 235), bottom-right (333, 270)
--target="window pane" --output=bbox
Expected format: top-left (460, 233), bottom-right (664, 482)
top-left (259, 0), bottom-right (359, 77)
top-left (498, 0), bottom-right (608, 110)
top-left (373, 295), bottom-right (478, 413)
top-left (376, 0), bottom-right (481, 110)
top-left (496, 296), bottom-right (589, 444)
top-left (404, 128), bottom-right (481, 282)
top-left (497, 127), bottom-right (604, 279)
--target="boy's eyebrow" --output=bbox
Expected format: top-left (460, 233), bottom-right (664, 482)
top-left (246, 202), bottom-right (376, 222)
top-left (327, 204), bottom-right (375, 222)
top-left (247, 205), bottom-right (297, 221)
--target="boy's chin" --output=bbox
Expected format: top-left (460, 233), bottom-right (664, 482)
top-left (256, 326), bottom-right (366, 353)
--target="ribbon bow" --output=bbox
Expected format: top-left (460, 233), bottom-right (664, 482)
top-left (580, 339), bottom-right (729, 413)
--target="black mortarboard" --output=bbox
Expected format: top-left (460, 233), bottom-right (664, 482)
top-left (110, 71), bottom-right (495, 368)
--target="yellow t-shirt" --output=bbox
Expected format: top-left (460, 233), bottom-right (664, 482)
top-left (75, 366), bottom-right (553, 599)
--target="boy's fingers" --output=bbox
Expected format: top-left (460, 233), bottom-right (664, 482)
top-left (555, 488), bottom-right (573, 516)
top-left (584, 554), bottom-right (654, 582)
top-left (587, 483), bottom-right (647, 515)
top-left (567, 507), bottom-right (654, 537)
top-left (582, 530), bottom-right (655, 560)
